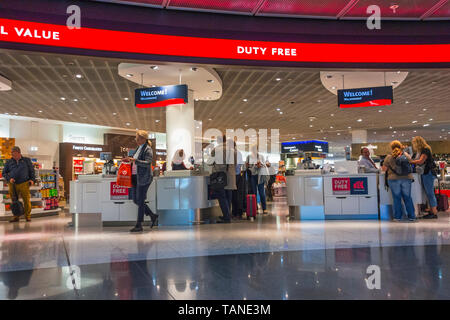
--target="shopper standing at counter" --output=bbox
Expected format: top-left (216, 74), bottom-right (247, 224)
top-left (410, 136), bottom-right (438, 219)
top-left (381, 140), bottom-right (416, 222)
top-left (123, 130), bottom-right (158, 233)
top-left (358, 148), bottom-right (379, 173)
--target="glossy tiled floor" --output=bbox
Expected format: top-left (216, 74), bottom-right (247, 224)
top-left (1, 198), bottom-right (450, 299)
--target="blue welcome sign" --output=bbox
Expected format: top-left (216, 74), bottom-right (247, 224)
top-left (135, 84), bottom-right (188, 108)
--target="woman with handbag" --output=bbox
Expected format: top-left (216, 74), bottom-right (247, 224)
top-left (122, 130), bottom-right (158, 232)
top-left (410, 136), bottom-right (438, 219)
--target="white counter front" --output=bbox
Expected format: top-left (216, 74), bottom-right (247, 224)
top-left (286, 175), bottom-right (324, 220)
top-left (70, 174), bottom-right (219, 226)
top-left (323, 173), bottom-right (378, 219)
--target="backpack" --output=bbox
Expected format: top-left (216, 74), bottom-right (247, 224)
top-left (394, 154), bottom-right (412, 176)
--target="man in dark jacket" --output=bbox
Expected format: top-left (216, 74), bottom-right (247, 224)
top-left (2, 146), bottom-right (36, 222)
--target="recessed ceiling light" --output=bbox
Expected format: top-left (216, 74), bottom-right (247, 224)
top-left (150, 66), bottom-right (158, 70)
top-left (323, 137), bottom-right (327, 139)
top-left (378, 110), bottom-right (383, 113)
top-left (239, 111), bottom-right (243, 114)
top-left (393, 131), bottom-right (397, 133)
top-left (389, 126), bottom-right (393, 129)
top-left (357, 119), bottom-right (362, 122)
top-left (423, 124), bottom-right (430, 127)
top-left (276, 108), bottom-right (280, 111)
top-left (14, 113), bottom-right (18, 115)
top-left (243, 99), bottom-right (248, 102)
top-left (126, 123), bottom-right (130, 126)
top-left (412, 120), bottom-right (418, 123)
top-left (429, 118), bottom-right (433, 121)
top-left (75, 74), bottom-right (83, 79)
top-left (330, 114), bottom-right (334, 117)
top-left (124, 97), bottom-right (129, 101)
top-left (244, 124), bottom-right (248, 127)
top-left (279, 112), bottom-right (283, 114)
top-left (196, 126), bottom-right (199, 129)
top-left (208, 118), bottom-right (212, 121)
top-left (309, 124), bottom-right (313, 128)
top-left (413, 130), bottom-right (417, 133)
top-left (38, 110), bottom-right (42, 113)
top-left (195, 99), bottom-right (199, 101)
top-left (126, 74), bottom-right (133, 77)
top-left (348, 126), bottom-right (351, 129)
top-left (151, 85), bottom-right (156, 87)
top-left (396, 71), bottom-right (401, 74)
top-left (330, 126), bottom-right (334, 129)
top-left (60, 97), bottom-right (66, 100)
top-left (373, 132), bottom-right (377, 134)
top-left (331, 86), bottom-right (336, 90)
top-left (317, 100), bottom-right (321, 103)
top-left (423, 108), bottom-right (427, 111)
top-left (292, 137), bottom-right (296, 140)
top-left (68, 112), bottom-right (72, 115)
top-left (155, 120), bottom-right (160, 123)
top-left (73, 98), bottom-right (78, 102)
top-left (405, 101), bottom-right (410, 104)
top-left (275, 78), bottom-right (281, 81)
top-left (337, 133), bottom-right (341, 136)
top-left (112, 113), bottom-right (117, 115)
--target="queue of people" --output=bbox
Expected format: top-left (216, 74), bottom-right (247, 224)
top-left (207, 135), bottom-right (275, 223)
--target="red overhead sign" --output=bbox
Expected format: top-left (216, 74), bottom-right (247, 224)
top-left (0, 18), bottom-right (450, 63)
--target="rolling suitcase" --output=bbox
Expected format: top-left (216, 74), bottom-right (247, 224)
top-left (436, 182), bottom-right (449, 212)
top-left (246, 194), bottom-right (257, 218)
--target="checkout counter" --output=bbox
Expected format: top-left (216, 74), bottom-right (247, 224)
top-left (287, 161), bottom-right (425, 221)
top-left (70, 170), bottom-right (220, 227)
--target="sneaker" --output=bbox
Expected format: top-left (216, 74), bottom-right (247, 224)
top-left (422, 214), bottom-right (438, 219)
top-left (392, 218), bottom-right (401, 222)
top-left (9, 216), bottom-right (20, 223)
top-left (408, 218), bottom-right (418, 223)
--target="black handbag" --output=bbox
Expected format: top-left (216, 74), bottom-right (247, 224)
top-left (209, 171), bottom-right (227, 191)
top-left (10, 183), bottom-right (24, 217)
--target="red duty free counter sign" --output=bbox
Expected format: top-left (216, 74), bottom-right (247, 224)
top-left (0, 18), bottom-right (450, 63)
top-left (110, 181), bottom-right (129, 200)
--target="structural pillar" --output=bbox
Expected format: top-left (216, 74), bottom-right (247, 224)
top-left (165, 89), bottom-right (195, 169)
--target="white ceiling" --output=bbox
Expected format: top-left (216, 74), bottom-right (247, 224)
top-left (0, 49), bottom-right (449, 145)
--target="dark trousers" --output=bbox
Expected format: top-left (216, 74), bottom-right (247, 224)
top-left (131, 175), bottom-right (152, 225)
top-left (267, 175), bottom-right (276, 201)
top-left (212, 187), bottom-right (230, 221)
top-left (232, 174), bottom-right (245, 217)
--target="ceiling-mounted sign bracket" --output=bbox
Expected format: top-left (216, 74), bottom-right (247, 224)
top-left (135, 84), bottom-right (188, 108)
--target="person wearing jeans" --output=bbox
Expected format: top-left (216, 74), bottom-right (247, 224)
top-left (246, 145), bottom-right (268, 214)
top-left (388, 179), bottom-right (416, 220)
top-left (410, 136), bottom-right (438, 219)
top-left (124, 130), bottom-right (158, 232)
top-left (382, 140), bottom-right (416, 221)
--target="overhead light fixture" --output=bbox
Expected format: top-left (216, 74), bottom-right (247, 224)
top-left (68, 112), bottom-right (73, 115)
top-left (195, 99), bottom-right (199, 101)
top-left (378, 110), bottom-right (383, 112)
top-left (239, 111), bottom-right (243, 114)
top-left (337, 133), bottom-right (341, 136)
top-left (330, 114), bottom-right (334, 117)
top-left (429, 118), bottom-right (433, 121)
top-left (275, 78), bottom-right (281, 81)
top-left (331, 86), bottom-right (336, 90)
top-left (357, 119), bottom-right (362, 122)
top-left (126, 74), bottom-right (133, 77)
top-left (126, 122), bottom-right (130, 126)
top-left (60, 97), bottom-right (66, 100)
top-left (243, 99), bottom-right (248, 102)
top-left (38, 110), bottom-right (43, 113)
top-left (330, 126), bottom-right (334, 129)
top-left (423, 124), bottom-right (430, 127)
top-left (276, 108), bottom-right (280, 111)
top-left (73, 98), bottom-right (78, 102)
top-left (208, 118), bottom-right (212, 121)
top-left (405, 101), bottom-right (410, 104)
top-left (279, 112), bottom-right (283, 114)
top-left (348, 126), bottom-right (351, 129)
top-left (75, 74), bottom-right (83, 79)
top-left (150, 66), bottom-right (158, 70)
top-left (412, 120), bottom-right (418, 123)
top-left (123, 97), bottom-right (129, 101)
top-left (309, 124), bottom-right (313, 128)
top-left (155, 120), bottom-right (160, 123)
top-left (396, 70), bottom-right (401, 74)
top-left (112, 113), bottom-right (117, 115)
